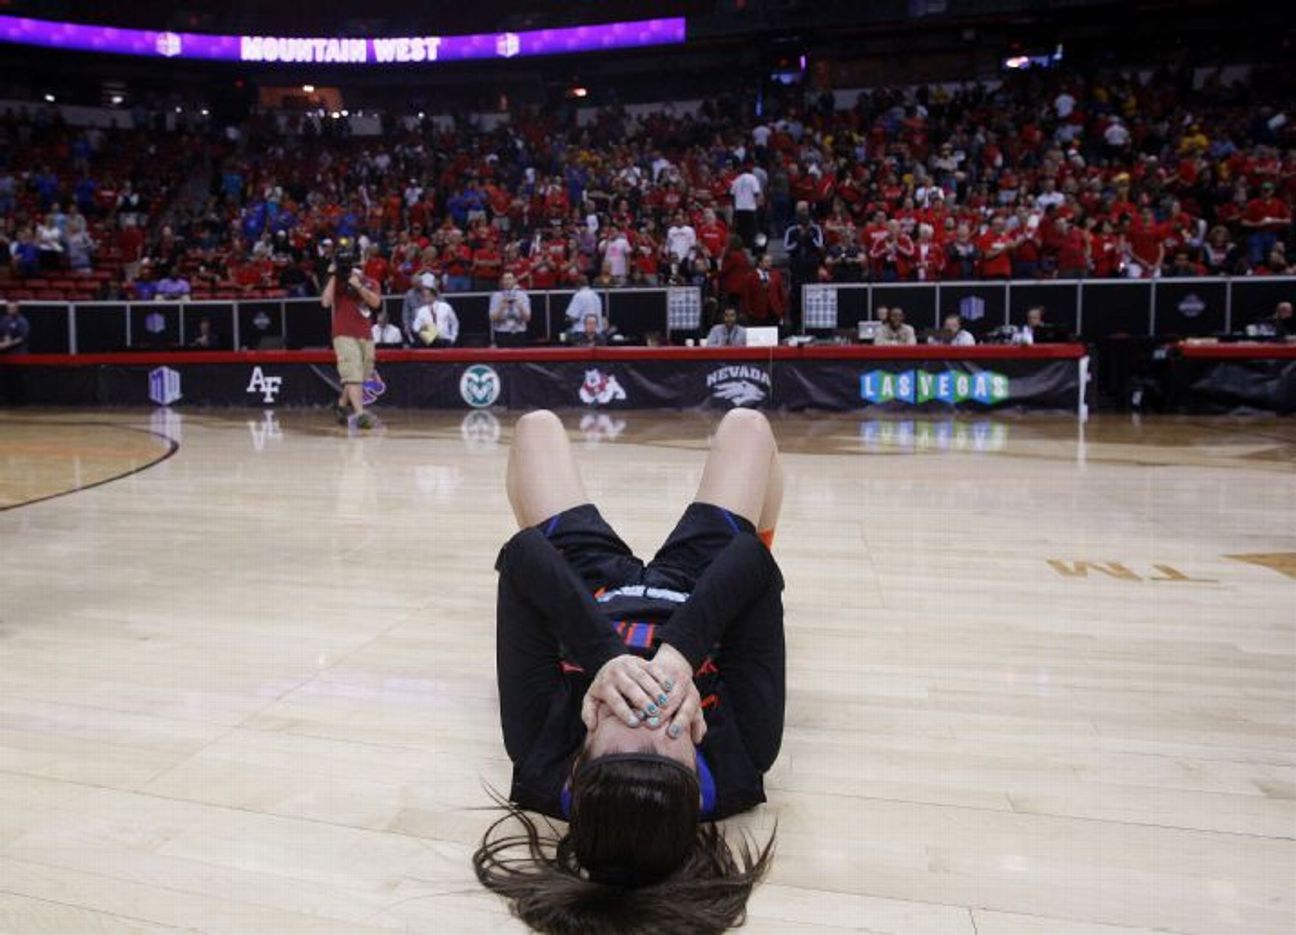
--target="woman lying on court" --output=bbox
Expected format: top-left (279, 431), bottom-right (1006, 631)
top-left (474, 408), bottom-right (786, 934)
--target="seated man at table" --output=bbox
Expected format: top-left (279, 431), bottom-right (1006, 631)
top-left (934, 313), bottom-right (976, 346)
top-left (189, 316), bottom-right (223, 349)
top-left (706, 304), bottom-right (747, 348)
top-left (1268, 301), bottom-right (1293, 340)
top-left (572, 313), bottom-right (608, 347)
top-left (1014, 306), bottom-right (1045, 345)
top-left (875, 306), bottom-right (916, 345)
top-left (372, 309), bottom-right (405, 346)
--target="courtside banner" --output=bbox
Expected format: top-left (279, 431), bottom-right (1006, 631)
top-left (775, 359), bottom-right (1082, 411)
top-left (1172, 357), bottom-right (1296, 414)
top-left (4, 350), bottom-right (1086, 411)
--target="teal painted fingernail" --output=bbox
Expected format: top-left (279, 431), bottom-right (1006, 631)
top-left (646, 703), bottom-right (658, 715)
top-left (657, 694), bottom-right (668, 706)
top-left (667, 724), bottom-right (682, 738)
top-left (647, 716), bottom-right (660, 727)
top-left (663, 679), bottom-right (674, 691)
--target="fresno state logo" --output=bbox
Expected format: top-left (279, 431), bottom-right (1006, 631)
top-left (578, 368), bottom-right (627, 405)
top-left (362, 369), bottom-right (387, 406)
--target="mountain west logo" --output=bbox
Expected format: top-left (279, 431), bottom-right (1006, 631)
top-left (1177, 293), bottom-right (1206, 319)
top-left (578, 369), bottom-right (627, 405)
top-left (460, 364), bottom-right (501, 408)
top-left (957, 295), bottom-right (987, 321)
top-left (247, 366), bottom-right (284, 404)
top-left (707, 364), bottom-right (771, 407)
top-left (156, 32), bottom-right (184, 58)
top-left (148, 367), bottom-right (182, 406)
top-left (496, 32), bottom-right (520, 58)
top-left (861, 369), bottom-right (1010, 405)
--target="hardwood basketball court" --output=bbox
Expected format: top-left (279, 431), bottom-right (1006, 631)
top-left (0, 408), bottom-right (1292, 934)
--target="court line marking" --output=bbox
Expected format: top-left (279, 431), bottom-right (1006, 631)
top-left (0, 420), bottom-right (180, 513)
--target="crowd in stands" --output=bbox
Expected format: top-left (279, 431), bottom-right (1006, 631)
top-left (1, 62), bottom-right (1293, 328)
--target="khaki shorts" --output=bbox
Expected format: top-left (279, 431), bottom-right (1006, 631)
top-left (333, 336), bottom-right (375, 385)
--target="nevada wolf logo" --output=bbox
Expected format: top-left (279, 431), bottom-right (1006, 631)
top-left (713, 380), bottom-right (767, 406)
top-left (578, 369), bottom-right (627, 405)
top-left (707, 364), bottom-right (771, 408)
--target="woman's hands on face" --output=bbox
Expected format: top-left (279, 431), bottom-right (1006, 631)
top-left (582, 654), bottom-right (675, 731)
top-left (580, 644), bottom-right (707, 743)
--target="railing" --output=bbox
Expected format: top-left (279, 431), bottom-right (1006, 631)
top-left (14, 286), bottom-right (705, 355)
top-left (801, 275), bottom-right (1296, 340)
top-left (14, 276), bottom-right (1295, 355)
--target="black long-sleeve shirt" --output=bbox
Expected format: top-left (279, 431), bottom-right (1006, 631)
top-left (494, 527), bottom-right (785, 820)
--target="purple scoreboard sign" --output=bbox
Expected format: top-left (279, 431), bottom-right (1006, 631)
top-left (0, 15), bottom-right (686, 64)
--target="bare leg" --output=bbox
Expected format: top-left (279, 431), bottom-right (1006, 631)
top-left (757, 450), bottom-right (784, 537)
top-left (344, 383), bottom-right (367, 416)
top-left (506, 410), bottom-right (589, 528)
top-left (693, 409), bottom-right (780, 529)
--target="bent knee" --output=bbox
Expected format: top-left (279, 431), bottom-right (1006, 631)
top-left (515, 409), bottom-right (562, 437)
top-left (718, 407), bottom-right (773, 439)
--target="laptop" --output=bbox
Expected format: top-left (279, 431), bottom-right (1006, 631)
top-left (746, 326), bottom-right (779, 347)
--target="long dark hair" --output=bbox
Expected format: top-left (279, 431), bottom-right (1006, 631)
top-left (473, 756), bottom-right (774, 934)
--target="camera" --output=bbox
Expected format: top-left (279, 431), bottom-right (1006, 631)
top-left (333, 247), bottom-right (360, 283)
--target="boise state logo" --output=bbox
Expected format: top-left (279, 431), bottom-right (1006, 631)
top-left (460, 364), bottom-right (502, 408)
top-left (362, 370), bottom-right (387, 407)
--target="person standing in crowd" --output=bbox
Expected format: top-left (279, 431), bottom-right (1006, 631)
top-left (729, 161), bottom-right (763, 247)
top-left (707, 304), bottom-right (747, 348)
top-left (402, 273), bottom-right (436, 344)
top-left (875, 307), bottom-right (916, 345)
top-left (743, 253), bottom-right (787, 327)
top-left (490, 271), bottom-right (532, 347)
top-left (412, 285), bottom-right (460, 347)
top-left (1243, 182), bottom-right (1292, 268)
top-left (565, 275), bottom-right (604, 335)
top-left (0, 301), bottom-right (31, 405)
top-left (322, 243), bottom-right (382, 429)
top-left (666, 212), bottom-right (697, 269)
top-left (0, 301), bottom-right (31, 355)
top-left (782, 202), bottom-right (824, 331)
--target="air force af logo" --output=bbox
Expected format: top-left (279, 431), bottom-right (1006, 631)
top-left (247, 366), bottom-right (283, 404)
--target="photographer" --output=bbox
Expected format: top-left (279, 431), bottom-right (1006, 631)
top-left (782, 201), bottom-right (823, 332)
top-left (489, 271), bottom-right (532, 348)
top-left (321, 239), bottom-right (382, 429)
